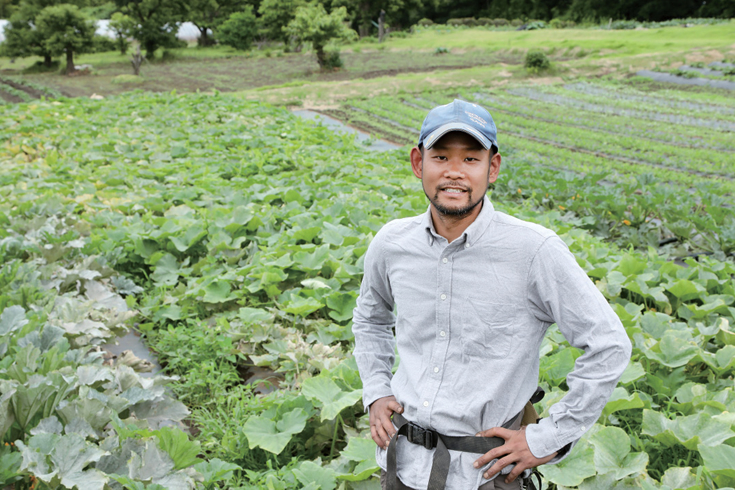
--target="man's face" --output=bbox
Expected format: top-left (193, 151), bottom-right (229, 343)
top-left (410, 131), bottom-right (501, 218)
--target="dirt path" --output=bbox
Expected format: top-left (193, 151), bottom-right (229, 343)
top-left (292, 109), bottom-right (403, 151)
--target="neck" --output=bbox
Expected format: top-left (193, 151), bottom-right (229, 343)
top-left (430, 199), bottom-right (483, 243)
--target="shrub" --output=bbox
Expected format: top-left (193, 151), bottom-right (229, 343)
top-left (111, 74), bottom-right (145, 84)
top-left (493, 18), bottom-right (509, 26)
top-left (525, 49), bottom-right (551, 72)
top-left (322, 50), bottom-right (343, 69)
top-left (390, 30), bottom-right (408, 38)
top-left (477, 17), bottom-right (492, 26)
top-left (447, 17), bottom-right (477, 27)
top-left (510, 18), bottom-right (523, 27)
top-left (434, 46), bottom-right (449, 55)
top-left (670, 69), bottom-right (697, 78)
top-left (609, 20), bottom-right (638, 30)
top-left (23, 60), bottom-right (61, 73)
top-left (217, 7), bottom-right (258, 51)
top-left (549, 18), bottom-right (564, 29)
top-left (525, 20), bottom-right (547, 30)
top-left (159, 49), bottom-right (176, 62)
top-left (417, 18), bottom-right (433, 26)
top-left (92, 34), bottom-right (117, 53)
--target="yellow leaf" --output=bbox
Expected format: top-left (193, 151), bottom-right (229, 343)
top-left (74, 194), bottom-right (94, 204)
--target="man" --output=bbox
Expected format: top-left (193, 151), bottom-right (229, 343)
top-left (352, 99), bottom-right (632, 490)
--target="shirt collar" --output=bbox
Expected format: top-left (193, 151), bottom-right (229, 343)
top-left (422, 195), bottom-right (495, 247)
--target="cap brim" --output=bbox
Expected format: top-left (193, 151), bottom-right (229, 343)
top-left (422, 122), bottom-right (494, 150)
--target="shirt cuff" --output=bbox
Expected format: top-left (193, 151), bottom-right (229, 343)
top-left (363, 384), bottom-right (395, 412)
top-left (525, 417), bottom-right (577, 464)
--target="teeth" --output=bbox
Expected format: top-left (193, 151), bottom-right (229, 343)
top-left (444, 189), bottom-right (464, 193)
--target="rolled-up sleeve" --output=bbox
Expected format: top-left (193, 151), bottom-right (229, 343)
top-left (352, 231), bottom-right (397, 411)
top-left (524, 236), bottom-right (632, 462)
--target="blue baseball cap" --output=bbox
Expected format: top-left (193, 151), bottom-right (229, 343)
top-left (418, 99), bottom-right (498, 151)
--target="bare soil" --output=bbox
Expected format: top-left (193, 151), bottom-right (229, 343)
top-left (0, 86), bottom-right (23, 103)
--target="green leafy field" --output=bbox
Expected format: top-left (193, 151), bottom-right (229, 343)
top-left (1, 85), bottom-right (734, 489)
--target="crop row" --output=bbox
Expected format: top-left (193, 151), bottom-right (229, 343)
top-left (504, 86), bottom-right (735, 132)
top-left (495, 111), bottom-right (732, 177)
top-left (0, 77), bottom-right (61, 101)
top-left (468, 87), bottom-right (735, 176)
top-left (0, 84), bottom-right (33, 103)
top-left (542, 82), bottom-right (735, 121)
top-left (329, 85), bottom-right (735, 257)
top-left (453, 88), bottom-right (735, 152)
top-left (562, 81), bottom-right (735, 117)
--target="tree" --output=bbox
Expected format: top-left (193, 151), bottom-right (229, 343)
top-left (0, 0), bottom-right (17, 19)
top-left (188, 0), bottom-right (254, 47)
top-left (216, 7), bottom-right (258, 50)
top-left (0, 0), bottom-right (69, 66)
top-left (284, 3), bottom-right (357, 70)
top-left (35, 4), bottom-right (96, 74)
top-left (258, 0), bottom-right (306, 43)
top-left (109, 12), bottom-right (135, 54)
top-left (114, 0), bottom-right (187, 58)
top-left (327, 0), bottom-right (425, 37)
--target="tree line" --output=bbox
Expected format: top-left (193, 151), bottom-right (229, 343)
top-left (1, 0), bottom-right (732, 75)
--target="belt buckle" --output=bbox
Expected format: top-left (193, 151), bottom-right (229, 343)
top-left (407, 422), bottom-right (437, 450)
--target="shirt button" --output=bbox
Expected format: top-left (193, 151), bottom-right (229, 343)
top-left (465, 243), bottom-right (470, 249)
top-left (442, 257), bottom-right (448, 263)
top-left (423, 401), bottom-right (429, 407)
top-left (433, 367), bottom-right (439, 373)
top-left (440, 331), bottom-right (446, 337)
top-left (581, 426), bottom-right (586, 432)
top-left (440, 294), bottom-right (447, 300)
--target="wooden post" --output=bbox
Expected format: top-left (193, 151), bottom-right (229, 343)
top-left (378, 10), bottom-right (386, 43)
top-left (130, 44), bottom-right (145, 76)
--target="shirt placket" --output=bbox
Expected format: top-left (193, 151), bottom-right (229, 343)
top-left (416, 239), bottom-right (459, 428)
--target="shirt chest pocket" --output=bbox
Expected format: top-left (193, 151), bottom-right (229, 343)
top-left (460, 298), bottom-right (516, 360)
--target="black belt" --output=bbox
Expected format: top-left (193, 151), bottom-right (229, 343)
top-left (386, 408), bottom-right (543, 490)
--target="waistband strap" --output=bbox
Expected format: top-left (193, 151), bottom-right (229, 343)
top-left (386, 410), bottom-right (522, 490)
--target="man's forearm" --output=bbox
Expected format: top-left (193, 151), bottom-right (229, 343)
top-left (353, 319), bottom-right (396, 411)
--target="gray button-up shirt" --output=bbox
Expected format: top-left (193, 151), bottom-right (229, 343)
top-left (352, 196), bottom-right (632, 489)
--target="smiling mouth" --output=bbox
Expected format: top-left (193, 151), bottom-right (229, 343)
top-left (438, 184), bottom-right (469, 195)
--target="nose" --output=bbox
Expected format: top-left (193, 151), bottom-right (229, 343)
top-left (443, 158), bottom-right (465, 179)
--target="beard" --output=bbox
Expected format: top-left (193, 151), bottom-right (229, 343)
top-left (426, 183), bottom-right (485, 218)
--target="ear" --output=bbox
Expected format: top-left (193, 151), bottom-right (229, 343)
top-left (487, 152), bottom-right (501, 184)
top-left (410, 147), bottom-right (423, 179)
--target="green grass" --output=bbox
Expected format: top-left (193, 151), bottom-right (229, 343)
top-left (350, 22), bottom-right (735, 58)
